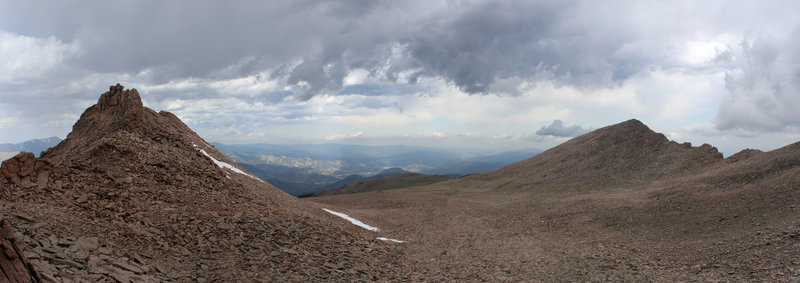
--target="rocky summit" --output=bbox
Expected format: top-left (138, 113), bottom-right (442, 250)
top-left (0, 84), bottom-right (404, 282)
top-left (475, 119), bottom-right (724, 192)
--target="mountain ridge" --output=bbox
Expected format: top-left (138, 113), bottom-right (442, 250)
top-left (309, 119), bottom-right (800, 281)
top-left (0, 136), bottom-right (62, 157)
top-left (1, 84), bottom-right (404, 281)
top-left (473, 119), bottom-right (723, 192)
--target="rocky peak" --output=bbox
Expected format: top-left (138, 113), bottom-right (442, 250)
top-left (43, 84), bottom-right (155, 163)
top-left (97, 83), bottom-right (143, 111)
top-left (42, 84), bottom-right (262, 188)
top-left (620, 118), bottom-right (646, 127)
top-left (479, 118), bottom-right (723, 192)
top-left (68, 84), bottom-right (146, 135)
top-left (2, 84), bottom-right (403, 282)
top-left (79, 83), bottom-right (145, 132)
top-left (597, 119), bottom-right (660, 140)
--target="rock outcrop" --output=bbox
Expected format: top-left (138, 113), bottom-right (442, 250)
top-left (0, 152), bottom-right (52, 187)
top-left (97, 83), bottom-right (143, 111)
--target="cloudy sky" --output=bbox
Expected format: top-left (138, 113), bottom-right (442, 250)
top-left (2, 0), bottom-right (799, 155)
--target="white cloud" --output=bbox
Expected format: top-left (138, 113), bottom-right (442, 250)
top-left (0, 30), bottom-right (78, 82)
top-left (0, 116), bottom-right (22, 127)
top-left (343, 68), bottom-right (371, 85)
top-left (535, 120), bottom-right (589, 137)
top-left (715, 30), bottom-right (800, 132)
top-left (326, 131), bottom-right (366, 141)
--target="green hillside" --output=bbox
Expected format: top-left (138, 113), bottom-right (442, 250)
top-left (312, 172), bottom-right (452, 197)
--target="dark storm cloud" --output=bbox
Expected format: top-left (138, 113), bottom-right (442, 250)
top-left (397, 0), bottom-right (644, 94)
top-left (4, 0), bottom-right (800, 139)
top-left (0, 0), bottom-right (665, 99)
top-left (1, 1), bottom-right (401, 88)
top-left (338, 84), bottom-right (422, 96)
top-left (535, 120), bottom-right (588, 137)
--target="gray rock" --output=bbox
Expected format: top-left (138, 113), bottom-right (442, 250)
top-left (113, 259), bottom-right (145, 274)
top-left (109, 267), bottom-right (132, 283)
top-left (74, 236), bottom-right (99, 251)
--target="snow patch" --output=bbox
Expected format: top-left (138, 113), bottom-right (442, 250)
top-left (322, 208), bottom-right (406, 243)
top-left (322, 208), bottom-right (379, 231)
top-left (193, 143), bottom-right (264, 182)
top-left (376, 237), bottom-right (405, 243)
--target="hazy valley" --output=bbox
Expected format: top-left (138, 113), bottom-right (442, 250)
top-left (214, 142), bottom-right (540, 196)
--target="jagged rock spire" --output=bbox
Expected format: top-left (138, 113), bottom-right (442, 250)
top-left (97, 83), bottom-right (143, 111)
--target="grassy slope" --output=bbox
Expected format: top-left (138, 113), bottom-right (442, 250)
top-left (312, 173), bottom-right (452, 197)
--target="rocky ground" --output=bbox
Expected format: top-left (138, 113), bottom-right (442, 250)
top-left (311, 120), bottom-right (800, 282)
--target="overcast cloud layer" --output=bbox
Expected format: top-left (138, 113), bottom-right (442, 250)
top-left (2, 0), bottom-right (800, 155)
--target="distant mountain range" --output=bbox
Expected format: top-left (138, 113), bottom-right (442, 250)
top-left (214, 143), bottom-right (541, 195)
top-left (0, 137), bottom-right (62, 157)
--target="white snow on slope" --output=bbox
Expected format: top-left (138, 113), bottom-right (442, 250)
top-left (376, 237), bottom-right (405, 243)
top-left (193, 143), bottom-right (263, 182)
top-left (322, 208), bottom-right (379, 231)
top-left (322, 208), bottom-right (406, 243)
